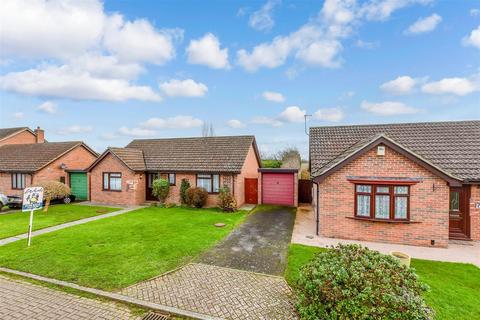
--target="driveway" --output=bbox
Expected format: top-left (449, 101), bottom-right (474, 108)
top-left (199, 206), bottom-right (296, 275)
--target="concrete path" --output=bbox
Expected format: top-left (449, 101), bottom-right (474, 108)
top-left (0, 275), bottom-right (141, 320)
top-left (292, 205), bottom-right (480, 267)
top-left (121, 263), bottom-right (297, 320)
top-left (0, 206), bottom-right (144, 246)
top-left (199, 206), bottom-right (296, 275)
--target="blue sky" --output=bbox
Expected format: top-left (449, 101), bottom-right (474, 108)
top-left (0, 0), bottom-right (479, 157)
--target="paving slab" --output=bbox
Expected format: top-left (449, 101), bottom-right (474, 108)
top-left (121, 263), bottom-right (298, 320)
top-left (199, 206), bottom-right (296, 275)
top-left (0, 275), bottom-right (141, 320)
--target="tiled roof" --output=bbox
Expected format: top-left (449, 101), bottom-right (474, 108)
top-left (0, 142), bottom-right (85, 172)
top-left (109, 147), bottom-right (146, 171)
top-left (126, 135), bottom-right (258, 173)
top-left (0, 127), bottom-right (30, 141)
top-left (310, 120), bottom-right (480, 181)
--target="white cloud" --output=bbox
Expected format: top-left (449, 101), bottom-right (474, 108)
top-left (355, 39), bottom-right (379, 49)
top-left (117, 126), bottom-right (156, 137)
top-left (462, 25), bottom-right (480, 49)
top-left (313, 107), bottom-right (344, 122)
top-left (405, 14), bottom-right (442, 35)
top-left (58, 125), bottom-right (93, 135)
top-left (421, 77), bottom-right (478, 96)
top-left (38, 101), bottom-right (57, 114)
top-left (262, 91), bottom-right (285, 103)
top-left (13, 112), bottom-right (24, 119)
top-left (252, 116), bottom-right (283, 127)
top-left (72, 54), bottom-right (144, 80)
top-left (0, 0), bottom-right (105, 59)
top-left (278, 106), bottom-right (306, 123)
top-left (361, 100), bottom-right (419, 116)
top-left (380, 76), bottom-right (418, 94)
top-left (249, 0), bottom-right (281, 32)
top-left (186, 33), bottom-right (230, 69)
top-left (237, 0), bottom-right (431, 72)
top-left (471, 9), bottom-right (480, 17)
top-left (227, 119), bottom-right (246, 128)
top-left (159, 79), bottom-right (208, 98)
top-left (141, 115), bottom-right (203, 129)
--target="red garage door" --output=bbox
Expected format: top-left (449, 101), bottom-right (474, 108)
top-left (262, 173), bottom-right (294, 206)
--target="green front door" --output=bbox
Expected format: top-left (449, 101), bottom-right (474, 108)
top-left (69, 172), bottom-right (88, 200)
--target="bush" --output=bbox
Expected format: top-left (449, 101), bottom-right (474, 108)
top-left (186, 187), bottom-right (208, 208)
top-left (152, 179), bottom-right (170, 204)
top-left (296, 244), bottom-right (433, 320)
top-left (261, 159), bottom-right (282, 168)
top-left (180, 178), bottom-right (190, 204)
top-left (34, 180), bottom-right (70, 212)
top-left (217, 186), bottom-right (237, 212)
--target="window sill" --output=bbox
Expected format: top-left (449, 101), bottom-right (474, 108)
top-left (347, 216), bottom-right (419, 224)
top-left (102, 189), bottom-right (122, 192)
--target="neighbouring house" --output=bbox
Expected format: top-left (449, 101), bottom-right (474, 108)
top-left (309, 120), bottom-right (480, 248)
top-left (0, 126), bottom-right (43, 146)
top-left (0, 127), bottom-right (98, 200)
top-left (87, 136), bottom-right (263, 207)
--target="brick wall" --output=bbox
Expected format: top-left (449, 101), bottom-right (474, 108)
top-left (0, 145), bottom-right (97, 197)
top-left (470, 184), bottom-right (480, 241)
top-left (0, 130), bottom-right (37, 147)
top-left (234, 145), bottom-right (260, 206)
top-left (89, 153), bottom-right (145, 206)
top-left (319, 145), bottom-right (450, 247)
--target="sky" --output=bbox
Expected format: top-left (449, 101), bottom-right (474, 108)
top-left (0, 0), bottom-right (479, 158)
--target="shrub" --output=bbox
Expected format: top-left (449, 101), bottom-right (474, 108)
top-left (152, 179), bottom-right (170, 204)
top-left (300, 169), bottom-right (310, 180)
top-left (186, 187), bottom-right (208, 208)
top-left (261, 159), bottom-right (282, 168)
top-left (217, 186), bottom-right (237, 212)
top-left (34, 180), bottom-right (70, 212)
top-left (296, 244), bottom-right (433, 320)
top-left (180, 178), bottom-right (191, 204)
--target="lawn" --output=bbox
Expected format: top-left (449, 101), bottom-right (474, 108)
top-left (0, 204), bottom-right (119, 239)
top-left (0, 206), bottom-right (246, 290)
top-left (285, 244), bottom-right (480, 320)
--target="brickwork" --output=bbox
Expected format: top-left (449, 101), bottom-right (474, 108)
top-left (470, 184), bottom-right (480, 241)
top-left (89, 154), bottom-right (145, 206)
top-left (319, 145), bottom-right (450, 247)
top-left (0, 145), bottom-right (96, 197)
top-left (121, 263), bottom-right (297, 320)
top-left (0, 275), bottom-right (140, 320)
top-left (0, 130), bottom-right (36, 147)
top-left (234, 145), bottom-right (261, 206)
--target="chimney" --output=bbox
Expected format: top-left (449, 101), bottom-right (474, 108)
top-left (34, 126), bottom-right (45, 143)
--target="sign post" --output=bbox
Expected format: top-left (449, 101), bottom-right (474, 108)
top-left (22, 187), bottom-right (44, 247)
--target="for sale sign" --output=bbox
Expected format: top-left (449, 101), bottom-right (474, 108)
top-left (22, 187), bottom-right (44, 212)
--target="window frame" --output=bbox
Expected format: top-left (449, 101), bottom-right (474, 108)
top-left (11, 173), bottom-right (27, 190)
top-left (102, 172), bottom-right (122, 192)
top-left (167, 173), bottom-right (176, 186)
top-left (196, 173), bottom-right (220, 194)
top-left (354, 183), bottom-right (410, 221)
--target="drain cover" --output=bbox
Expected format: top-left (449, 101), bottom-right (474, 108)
top-left (141, 311), bottom-right (169, 320)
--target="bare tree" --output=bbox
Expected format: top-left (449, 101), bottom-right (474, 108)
top-left (202, 122), bottom-right (215, 137)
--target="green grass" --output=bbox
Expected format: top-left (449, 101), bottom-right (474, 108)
top-left (0, 206), bottom-right (246, 290)
top-left (285, 244), bottom-right (480, 320)
top-left (0, 204), bottom-right (119, 239)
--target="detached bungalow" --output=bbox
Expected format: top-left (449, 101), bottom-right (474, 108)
top-left (309, 120), bottom-right (480, 248)
top-left (0, 127), bottom-right (98, 200)
top-left (87, 136), bottom-right (261, 207)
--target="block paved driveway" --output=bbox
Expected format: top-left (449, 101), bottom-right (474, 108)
top-left (122, 206), bottom-right (298, 319)
top-left (0, 275), bottom-right (141, 320)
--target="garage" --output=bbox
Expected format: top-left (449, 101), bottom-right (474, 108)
top-left (259, 168), bottom-right (298, 206)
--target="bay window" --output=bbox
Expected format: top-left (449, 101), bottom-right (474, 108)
top-left (197, 174), bottom-right (220, 193)
top-left (355, 184), bottom-right (410, 221)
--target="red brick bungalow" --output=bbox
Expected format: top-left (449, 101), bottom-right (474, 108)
top-left (87, 136), bottom-right (261, 207)
top-left (0, 127), bottom-right (98, 200)
top-left (309, 120), bottom-right (480, 248)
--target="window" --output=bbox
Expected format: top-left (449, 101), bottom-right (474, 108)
top-left (196, 174), bottom-right (220, 193)
top-left (11, 173), bottom-right (27, 190)
top-left (354, 184), bottom-right (410, 221)
top-left (168, 173), bottom-right (176, 186)
top-left (449, 191), bottom-right (459, 211)
top-left (103, 172), bottom-right (122, 191)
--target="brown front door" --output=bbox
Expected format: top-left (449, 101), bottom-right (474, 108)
top-left (245, 178), bottom-right (258, 204)
top-left (146, 173), bottom-right (159, 201)
top-left (449, 186), bottom-right (470, 239)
